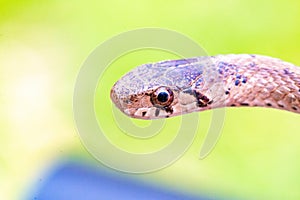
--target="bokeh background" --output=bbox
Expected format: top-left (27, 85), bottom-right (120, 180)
top-left (1, 1), bottom-right (300, 199)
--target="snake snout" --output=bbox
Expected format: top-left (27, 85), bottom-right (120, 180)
top-left (110, 86), bottom-right (123, 111)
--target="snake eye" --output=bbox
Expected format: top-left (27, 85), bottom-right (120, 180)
top-left (151, 86), bottom-right (174, 107)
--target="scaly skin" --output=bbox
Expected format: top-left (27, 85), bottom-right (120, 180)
top-left (110, 54), bottom-right (300, 119)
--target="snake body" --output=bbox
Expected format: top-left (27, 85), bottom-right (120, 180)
top-left (110, 54), bottom-right (300, 119)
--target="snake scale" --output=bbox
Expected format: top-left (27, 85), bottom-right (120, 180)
top-left (110, 54), bottom-right (300, 119)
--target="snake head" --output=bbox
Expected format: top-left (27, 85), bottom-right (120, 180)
top-left (110, 57), bottom-right (223, 119)
top-left (111, 54), bottom-right (300, 119)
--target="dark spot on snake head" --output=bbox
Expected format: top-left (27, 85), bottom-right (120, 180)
top-left (142, 111), bottom-right (147, 117)
top-left (225, 91), bottom-right (230, 95)
top-left (130, 96), bottom-right (139, 102)
top-left (164, 106), bottom-right (173, 114)
top-left (240, 103), bottom-right (249, 106)
top-left (218, 69), bottom-right (223, 75)
top-left (183, 88), bottom-right (195, 95)
top-left (278, 104), bottom-right (284, 108)
top-left (155, 108), bottom-right (160, 117)
top-left (183, 89), bottom-right (210, 106)
top-left (194, 91), bottom-right (210, 107)
top-left (283, 69), bottom-right (290, 75)
top-left (218, 62), bottom-right (228, 69)
top-left (231, 104), bottom-right (236, 107)
top-left (235, 79), bottom-right (240, 86)
top-left (266, 103), bottom-right (272, 107)
top-left (228, 64), bottom-right (236, 69)
top-left (249, 62), bottom-right (256, 67)
top-left (292, 106), bottom-right (298, 111)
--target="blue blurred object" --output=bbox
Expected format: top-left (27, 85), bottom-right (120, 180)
top-left (29, 161), bottom-right (215, 200)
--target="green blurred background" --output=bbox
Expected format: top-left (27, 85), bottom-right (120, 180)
top-left (1, 0), bottom-right (300, 199)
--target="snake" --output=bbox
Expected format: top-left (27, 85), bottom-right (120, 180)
top-left (110, 54), bottom-right (300, 119)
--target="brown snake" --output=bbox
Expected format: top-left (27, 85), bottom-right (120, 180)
top-left (110, 54), bottom-right (300, 119)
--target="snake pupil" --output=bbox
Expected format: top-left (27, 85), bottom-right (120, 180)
top-left (157, 92), bottom-right (169, 103)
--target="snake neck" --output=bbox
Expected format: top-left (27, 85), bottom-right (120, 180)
top-left (216, 55), bottom-right (300, 114)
